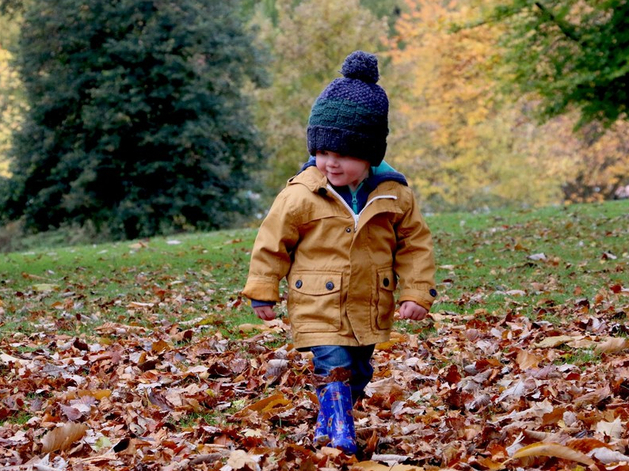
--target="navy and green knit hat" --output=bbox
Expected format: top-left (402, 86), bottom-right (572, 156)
top-left (307, 50), bottom-right (389, 166)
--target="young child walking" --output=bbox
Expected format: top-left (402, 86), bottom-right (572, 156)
top-left (242, 50), bottom-right (437, 454)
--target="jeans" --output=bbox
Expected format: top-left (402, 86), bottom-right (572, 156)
top-left (311, 345), bottom-right (376, 403)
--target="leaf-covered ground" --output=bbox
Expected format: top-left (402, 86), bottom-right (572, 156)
top-left (1, 201), bottom-right (628, 470)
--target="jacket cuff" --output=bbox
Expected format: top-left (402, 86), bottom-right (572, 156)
top-left (399, 286), bottom-right (438, 311)
top-left (242, 276), bottom-right (281, 303)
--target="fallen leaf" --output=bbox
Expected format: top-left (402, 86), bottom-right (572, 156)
top-left (596, 417), bottom-right (624, 439)
top-left (128, 301), bottom-right (154, 308)
top-left (590, 447), bottom-right (629, 464)
top-left (41, 422), bottom-right (88, 453)
top-left (509, 442), bottom-right (595, 466)
top-left (595, 337), bottom-right (628, 354)
top-left (227, 449), bottom-right (261, 470)
top-left (33, 283), bottom-right (59, 292)
top-left (352, 461), bottom-right (424, 470)
top-left (0, 352), bottom-right (29, 365)
top-left (60, 404), bottom-right (83, 421)
top-left (245, 393), bottom-right (291, 414)
top-left (498, 378), bottom-right (537, 401)
top-left (516, 349), bottom-right (541, 369)
top-left (528, 253), bottom-right (547, 261)
top-left (535, 335), bottom-right (578, 348)
top-left (151, 339), bottom-right (170, 353)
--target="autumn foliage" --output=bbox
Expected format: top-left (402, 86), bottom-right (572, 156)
top-left (1, 201), bottom-right (628, 470)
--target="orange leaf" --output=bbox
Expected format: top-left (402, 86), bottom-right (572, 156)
top-left (475, 457), bottom-right (504, 470)
top-left (151, 339), bottom-right (170, 353)
top-left (245, 393), bottom-right (291, 414)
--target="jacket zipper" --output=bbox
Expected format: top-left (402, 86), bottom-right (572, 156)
top-left (326, 184), bottom-right (397, 231)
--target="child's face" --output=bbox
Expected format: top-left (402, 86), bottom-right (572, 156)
top-left (315, 150), bottom-right (370, 191)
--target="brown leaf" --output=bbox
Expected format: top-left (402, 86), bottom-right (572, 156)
top-left (509, 442), bottom-right (595, 466)
top-left (41, 422), bottom-right (88, 453)
top-left (610, 283), bottom-right (623, 293)
top-left (574, 386), bottom-right (611, 407)
top-left (352, 460), bottom-right (423, 470)
top-left (594, 337), bottom-right (628, 354)
top-left (515, 349), bottom-right (541, 369)
top-left (59, 404), bottom-right (83, 421)
top-left (595, 417), bottom-right (623, 439)
top-left (535, 335), bottom-right (579, 348)
top-left (148, 391), bottom-right (175, 412)
top-left (442, 364), bottom-right (461, 385)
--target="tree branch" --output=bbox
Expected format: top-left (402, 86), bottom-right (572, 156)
top-left (534, 1), bottom-right (582, 43)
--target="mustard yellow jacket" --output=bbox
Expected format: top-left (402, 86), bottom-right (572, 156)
top-left (242, 165), bottom-right (436, 349)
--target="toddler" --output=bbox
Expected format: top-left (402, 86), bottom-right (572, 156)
top-left (242, 50), bottom-right (437, 454)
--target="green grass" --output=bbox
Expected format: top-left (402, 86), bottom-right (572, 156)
top-left (427, 200), bottom-right (629, 322)
top-left (1, 200), bottom-right (628, 340)
top-left (0, 228), bottom-right (258, 338)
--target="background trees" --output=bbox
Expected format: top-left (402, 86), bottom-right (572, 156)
top-left (489, 0), bottom-right (629, 202)
top-left (0, 0), bottom-right (627, 243)
top-left (1, 0), bottom-right (266, 239)
top-left (492, 0), bottom-right (629, 128)
top-left (386, 0), bottom-right (570, 212)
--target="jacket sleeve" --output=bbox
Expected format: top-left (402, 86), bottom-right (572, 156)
top-left (242, 190), bottom-right (300, 303)
top-left (394, 192), bottom-right (437, 311)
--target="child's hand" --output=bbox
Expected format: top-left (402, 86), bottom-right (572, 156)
top-left (398, 301), bottom-right (428, 321)
top-left (254, 305), bottom-right (277, 321)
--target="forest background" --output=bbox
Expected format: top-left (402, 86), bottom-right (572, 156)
top-left (0, 0), bottom-right (628, 247)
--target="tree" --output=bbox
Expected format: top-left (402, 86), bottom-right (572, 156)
top-left (386, 0), bottom-right (581, 211)
top-left (2, 0), bottom-right (267, 239)
top-left (0, 0), bottom-right (27, 17)
top-left (489, 0), bottom-right (629, 128)
top-left (0, 10), bottom-right (26, 177)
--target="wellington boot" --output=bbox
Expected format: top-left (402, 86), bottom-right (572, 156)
top-left (314, 381), bottom-right (357, 454)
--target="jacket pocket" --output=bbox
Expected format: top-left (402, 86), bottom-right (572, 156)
top-left (376, 268), bottom-right (397, 330)
top-left (288, 271), bottom-right (342, 333)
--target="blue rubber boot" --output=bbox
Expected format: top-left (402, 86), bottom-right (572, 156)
top-left (314, 381), bottom-right (357, 454)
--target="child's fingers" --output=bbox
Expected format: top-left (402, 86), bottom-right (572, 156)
top-left (258, 308), bottom-right (276, 321)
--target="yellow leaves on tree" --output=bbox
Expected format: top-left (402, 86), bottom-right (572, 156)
top-left (0, 13), bottom-right (27, 178)
top-left (384, 0), bottom-right (628, 211)
top-left (0, 46), bottom-right (26, 178)
top-left (386, 0), bottom-right (507, 210)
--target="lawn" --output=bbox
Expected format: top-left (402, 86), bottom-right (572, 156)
top-left (1, 200), bottom-right (628, 470)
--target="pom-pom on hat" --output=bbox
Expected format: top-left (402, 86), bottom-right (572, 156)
top-left (307, 51), bottom-right (389, 166)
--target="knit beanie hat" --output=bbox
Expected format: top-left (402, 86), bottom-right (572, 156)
top-left (307, 50), bottom-right (389, 166)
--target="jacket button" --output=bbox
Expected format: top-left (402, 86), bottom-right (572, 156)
top-left (383, 278), bottom-right (390, 287)
top-left (325, 281), bottom-right (334, 290)
top-left (295, 280), bottom-right (303, 289)
top-left (345, 227), bottom-right (352, 233)
top-left (430, 288), bottom-right (438, 297)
